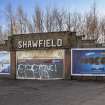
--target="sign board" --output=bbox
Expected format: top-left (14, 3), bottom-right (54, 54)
top-left (71, 48), bottom-right (105, 76)
top-left (17, 39), bottom-right (63, 49)
top-left (0, 51), bottom-right (10, 74)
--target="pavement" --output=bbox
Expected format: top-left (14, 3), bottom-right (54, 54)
top-left (0, 79), bottom-right (105, 105)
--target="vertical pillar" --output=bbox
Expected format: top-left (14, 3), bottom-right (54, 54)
top-left (10, 51), bottom-right (16, 79)
top-left (64, 49), bottom-right (71, 79)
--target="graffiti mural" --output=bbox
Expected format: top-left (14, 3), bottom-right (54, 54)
top-left (17, 59), bottom-right (63, 79)
top-left (16, 50), bottom-right (64, 79)
top-left (0, 51), bottom-right (10, 74)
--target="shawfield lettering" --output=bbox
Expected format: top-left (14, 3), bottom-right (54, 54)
top-left (17, 39), bottom-right (63, 48)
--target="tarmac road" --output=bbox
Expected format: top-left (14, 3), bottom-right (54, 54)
top-left (0, 79), bottom-right (105, 105)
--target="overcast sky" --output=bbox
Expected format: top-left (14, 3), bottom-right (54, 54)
top-left (0, 0), bottom-right (105, 27)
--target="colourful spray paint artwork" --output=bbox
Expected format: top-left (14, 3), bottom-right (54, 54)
top-left (71, 49), bottom-right (105, 76)
top-left (0, 51), bottom-right (10, 74)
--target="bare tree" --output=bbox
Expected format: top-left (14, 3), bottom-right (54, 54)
top-left (66, 12), bottom-right (71, 31)
top-left (84, 1), bottom-right (98, 40)
top-left (27, 21), bottom-right (33, 33)
top-left (0, 1), bottom-right (102, 43)
top-left (45, 7), bottom-right (53, 32)
top-left (5, 3), bottom-right (16, 35)
top-left (0, 25), bottom-right (3, 42)
top-left (99, 17), bottom-right (105, 35)
top-left (55, 9), bottom-right (64, 31)
top-left (33, 6), bottom-right (44, 32)
top-left (51, 8), bottom-right (66, 32)
top-left (16, 5), bottom-right (32, 34)
top-left (0, 25), bottom-right (8, 43)
top-left (70, 12), bottom-right (83, 34)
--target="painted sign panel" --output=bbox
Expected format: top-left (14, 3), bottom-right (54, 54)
top-left (17, 39), bottom-right (63, 48)
top-left (16, 50), bottom-right (64, 79)
top-left (16, 50), bottom-right (64, 59)
top-left (71, 48), bottom-right (105, 76)
top-left (0, 51), bottom-right (10, 74)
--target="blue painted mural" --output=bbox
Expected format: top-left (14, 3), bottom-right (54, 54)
top-left (0, 51), bottom-right (10, 74)
top-left (71, 49), bottom-right (105, 76)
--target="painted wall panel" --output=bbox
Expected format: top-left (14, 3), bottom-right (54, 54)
top-left (71, 48), bottom-right (105, 76)
top-left (0, 51), bottom-right (10, 74)
top-left (16, 50), bottom-right (64, 79)
top-left (17, 50), bottom-right (64, 59)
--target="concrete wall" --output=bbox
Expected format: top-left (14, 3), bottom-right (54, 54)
top-left (0, 31), bottom-right (104, 80)
top-left (0, 31), bottom-right (77, 79)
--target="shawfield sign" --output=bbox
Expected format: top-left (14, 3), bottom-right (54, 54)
top-left (10, 32), bottom-right (73, 50)
top-left (17, 39), bottom-right (63, 48)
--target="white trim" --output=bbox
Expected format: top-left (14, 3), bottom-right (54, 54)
top-left (71, 48), bottom-right (105, 50)
top-left (16, 77), bottom-right (64, 80)
top-left (0, 73), bottom-right (10, 75)
top-left (71, 74), bottom-right (105, 76)
top-left (71, 49), bottom-right (73, 75)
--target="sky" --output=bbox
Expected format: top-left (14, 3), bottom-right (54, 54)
top-left (0, 0), bottom-right (105, 27)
